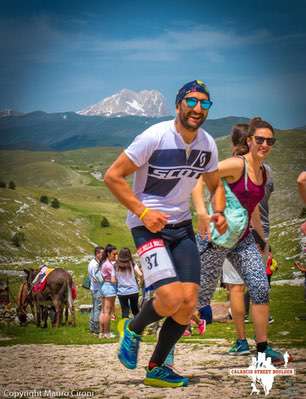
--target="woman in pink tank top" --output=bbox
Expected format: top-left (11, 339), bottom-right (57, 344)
top-left (195, 117), bottom-right (289, 365)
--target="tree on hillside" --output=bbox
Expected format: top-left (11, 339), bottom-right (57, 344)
top-left (8, 181), bottom-right (16, 190)
top-left (0, 181), bottom-right (6, 188)
top-left (12, 231), bottom-right (25, 247)
top-left (40, 195), bottom-right (49, 204)
top-left (100, 216), bottom-right (110, 227)
top-left (51, 198), bottom-right (60, 209)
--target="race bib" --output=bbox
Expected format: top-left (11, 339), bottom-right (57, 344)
top-left (137, 239), bottom-right (176, 287)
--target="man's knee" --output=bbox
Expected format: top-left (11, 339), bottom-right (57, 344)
top-left (155, 285), bottom-right (184, 315)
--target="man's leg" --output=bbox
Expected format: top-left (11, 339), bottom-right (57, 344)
top-left (148, 282), bottom-right (198, 368)
top-left (90, 291), bottom-right (100, 333)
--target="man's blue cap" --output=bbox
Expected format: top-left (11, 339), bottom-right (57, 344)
top-left (175, 80), bottom-right (210, 105)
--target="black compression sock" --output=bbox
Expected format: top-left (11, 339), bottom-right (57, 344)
top-left (149, 317), bottom-right (188, 367)
top-left (257, 341), bottom-right (268, 352)
top-left (129, 298), bottom-right (163, 335)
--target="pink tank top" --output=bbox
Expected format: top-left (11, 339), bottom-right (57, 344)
top-left (228, 158), bottom-right (266, 239)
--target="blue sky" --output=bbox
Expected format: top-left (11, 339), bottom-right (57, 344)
top-left (1, 0), bottom-right (306, 128)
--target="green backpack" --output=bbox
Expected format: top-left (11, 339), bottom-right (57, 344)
top-left (208, 163), bottom-right (249, 249)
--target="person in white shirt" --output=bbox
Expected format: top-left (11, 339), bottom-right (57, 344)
top-left (88, 246), bottom-right (104, 334)
top-left (104, 79), bottom-right (227, 387)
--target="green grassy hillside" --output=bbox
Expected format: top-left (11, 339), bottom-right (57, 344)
top-left (0, 130), bottom-right (305, 275)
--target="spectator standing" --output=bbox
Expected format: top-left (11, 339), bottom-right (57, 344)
top-left (88, 246), bottom-right (104, 334)
top-left (99, 244), bottom-right (118, 338)
top-left (115, 248), bottom-right (141, 319)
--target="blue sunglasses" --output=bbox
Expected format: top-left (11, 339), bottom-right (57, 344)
top-left (184, 97), bottom-right (213, 110)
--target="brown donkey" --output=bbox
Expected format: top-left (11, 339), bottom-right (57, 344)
top-left (22, 268), bottom-right (76, 327)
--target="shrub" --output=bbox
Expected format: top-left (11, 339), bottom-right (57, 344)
top-left (100, 216), bottom-right (110, 227)
top-left (12, 231), bottom-right (25, 247)
top-left (51, 198), bottom-right (60, 209)
top-left (8, 181), bottom-right (16, 190)
top-left (40, 195), bottom-right (49, 204)
top-left (0, 181), bottom-right (6, 188)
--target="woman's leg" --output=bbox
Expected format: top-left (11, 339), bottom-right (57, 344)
top-left (198, 240), bottom-right (228, 309)
top-left (102, 296), bottom-right (116, 334)
top-left (228, 234), bottom-right (269, 343)
top-left (129, 293), bottom-right (140, 316)
top-left (99, 296), bottom-right (104, 334)
top-left (118, 295), bottom-right (130, 319)
top-left (228, 284), bottom-right (246, 339)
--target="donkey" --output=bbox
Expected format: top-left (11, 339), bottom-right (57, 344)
top-left (23, 268), bottom-right (76, 328)
top-left (16, 281), bottom-right (36, 325)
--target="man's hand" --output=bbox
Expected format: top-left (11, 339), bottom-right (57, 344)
top-left (142, 210), bottom-right (169, 233)
top-left (210, 213), bottom-right (228, 235)
top-left (197, 213), bottom-right (211, 240)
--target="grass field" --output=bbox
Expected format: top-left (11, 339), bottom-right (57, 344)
top-left (1, 281), bottom-right (305, 348)
top-left (0, 129), bottom-right (306, 347)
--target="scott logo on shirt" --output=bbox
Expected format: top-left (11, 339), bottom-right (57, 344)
top-left (148, 166), bottom-right (202, 179)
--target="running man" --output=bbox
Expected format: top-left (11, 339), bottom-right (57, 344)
top-left (104, 80), bottom-right (227, 387)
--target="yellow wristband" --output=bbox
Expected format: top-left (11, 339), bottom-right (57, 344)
top-left (139, 207), bottom-right (150, 220)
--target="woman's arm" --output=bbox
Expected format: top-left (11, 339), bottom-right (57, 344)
top-left (218, 157), bottom-right (244, 182)
top-left (192, 176), bottom-right (211, 239)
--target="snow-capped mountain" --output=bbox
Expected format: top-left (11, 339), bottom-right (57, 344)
top-left (78, 89), bottom-right (169, 117)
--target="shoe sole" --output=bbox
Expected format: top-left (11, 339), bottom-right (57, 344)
top-left (228, 350), bottom-right (250, 356)
top-left (144, 377), bottom-right (188, 388)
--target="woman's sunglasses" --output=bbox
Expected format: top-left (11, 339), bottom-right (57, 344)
top-left (184, 97), bottom-right (213, 110)
top-left (253, 136), bottom-right (276, 146)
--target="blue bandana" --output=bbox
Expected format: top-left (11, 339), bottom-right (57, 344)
top-left (175, 80), bottom-right (210, 105)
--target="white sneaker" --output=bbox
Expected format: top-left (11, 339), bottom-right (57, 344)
top-left (105, 332), bottom-right (116, 339)
top-left (98, 333), bottom-right (104, 339)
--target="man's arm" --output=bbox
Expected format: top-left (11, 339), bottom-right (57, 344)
top-left (202, 170), bottom-right (227, 235)
top-left (297, 171), bottom-right (306, 204)
top-left (104, 152), bottom-right (168, 233)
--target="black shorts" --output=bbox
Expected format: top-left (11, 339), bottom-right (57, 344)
top-left (131, 220), bottom-right (200, 290)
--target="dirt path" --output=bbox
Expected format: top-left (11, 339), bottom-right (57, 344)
top-left (0, 343), bottom-right (305, 398)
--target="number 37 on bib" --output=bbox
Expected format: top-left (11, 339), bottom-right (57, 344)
top-left (137, 239), bottom-right (177, 287)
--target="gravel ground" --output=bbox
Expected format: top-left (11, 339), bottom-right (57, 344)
top-left (0, 342), bottom-right (305, 398)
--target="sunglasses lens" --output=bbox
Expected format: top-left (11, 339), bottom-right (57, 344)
top-left (267, 138), bottom-right (276, 146)
top-left (185, 98), bottom-right (197, 108)
top-left (254, 137), bottom-right (264, 144)
top-left (201, 100), bottom-right (212, 110)
top-left (254, 136), bottom-right (276, 146)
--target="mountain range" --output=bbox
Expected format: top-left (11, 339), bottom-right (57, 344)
top-left (0, 112), bottom-right (251, 151)
top-left (78, 89), bottom-right (169, 117)
top-left (0, 88), bottom-right (305, 151)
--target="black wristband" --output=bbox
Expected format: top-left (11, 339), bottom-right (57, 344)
top-left (214, 210), bottom-right (225, 216)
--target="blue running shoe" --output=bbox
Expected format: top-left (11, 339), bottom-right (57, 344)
top-left (228, 339), bottom-right (250, 356)
top-left (144, 365), bottom-right (189, 388)
top-left (261, 345), bottom-right (286, 366)
top-left (117, 318), bottom-right (141, 369)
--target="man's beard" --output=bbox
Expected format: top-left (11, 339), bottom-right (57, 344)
top-left (178, 110), bottom-right (207, 131)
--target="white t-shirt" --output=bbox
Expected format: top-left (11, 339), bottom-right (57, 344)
top-left (125, 119), bottom-right (218, 229)
top-left (115, 265), bottom-right (139, 296)
top-left (88, 258), bottom-right (100, 292)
